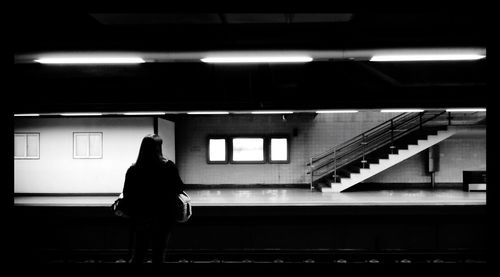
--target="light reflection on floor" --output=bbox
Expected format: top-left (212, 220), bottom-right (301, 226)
top-left (14, 188), bottom-right (486, 207)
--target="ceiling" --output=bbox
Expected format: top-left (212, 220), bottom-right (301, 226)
top-left (14, 13), bottom-right (486, 51)
top-left (12, 13), bottom-right (488, 113)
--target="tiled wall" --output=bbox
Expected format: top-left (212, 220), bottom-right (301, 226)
top-left (367, 132), bottom-right (486, 184)
top-left (176, 113), bottom-right (486, 185)
top-left (436, 136), bottom-right (486, 183)
top-left (176, 112), bottom-right (396, 185)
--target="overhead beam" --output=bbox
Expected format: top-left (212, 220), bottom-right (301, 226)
top-left (350, 61), bottom-right (402, 87)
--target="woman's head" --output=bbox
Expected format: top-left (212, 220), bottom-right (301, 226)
top-left (136, 134), bottom-right (164, 165)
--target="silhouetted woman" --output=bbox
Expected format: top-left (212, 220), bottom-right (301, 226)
top-left (122, 134), bottom-right (185, 264)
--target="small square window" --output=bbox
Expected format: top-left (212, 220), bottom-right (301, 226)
top-left (14, 133), bottom-right (40, 159)
top-left (74, 132), bottom-right (102, 159)
top-left (232, 138), bottom-right (264, 162)
top-left (208, 138), bottom-right (227, 163)
top-left (270, 138), bottom-right (288, 162)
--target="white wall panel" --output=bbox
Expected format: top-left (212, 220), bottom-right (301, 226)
top-left (14, 117), bottom-right (153, 193)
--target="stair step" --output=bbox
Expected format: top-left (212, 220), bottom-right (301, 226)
top-left (396, 149), bottom-right (410, 154)
top-left (317, 127), bottom-right (455, 193)
top-left (368, 163), bottom-right (383, 170)
top-left (407, 144), bottom-right (419, 150)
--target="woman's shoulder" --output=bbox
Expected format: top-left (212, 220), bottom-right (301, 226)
top-left (161, 158), bottom-right (176, 167)
top-left (127, 163), bottom-right (137, 172)
top-left (159, 159), bottom-right (179, 172)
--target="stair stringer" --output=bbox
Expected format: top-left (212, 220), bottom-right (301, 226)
top-left (320, 129), bottom-right (456, 192)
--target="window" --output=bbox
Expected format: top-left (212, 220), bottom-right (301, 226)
top-left (231, 138), bottom-right (265, 163)
top-left (207, 135), bottom-right (290, 164)
top-left (208, 138), bottom-right (227, 163)
top-left (73, 132), bottom-right (102, 159)
top-left (270, 138), bottom-right (289, 163)
top-left (14, 133), bottom-right (40, 159)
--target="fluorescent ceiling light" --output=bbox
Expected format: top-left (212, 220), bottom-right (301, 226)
top-left (201, 56), bottom-right (313, 63)
top-left (187, 111), bottom-right (230, 115)
top-left (380, 109), bottom-right (424, 113)
top-left (14, 113), bottom-right (40, 117)
top-left (60, 113), bottom-right (103, 116)
top-left (251, 111), bottom-right (294, 114)
top-left (316, 110), bottom-right (359, 114)
top-left (123, 112), bottom-right (166, 115)
top-left (446, 108), bottom-right (486, 112)
top-left (370, 54), bottom-right (485, 62)
top-left (35, 57), bottom-right (145, 64)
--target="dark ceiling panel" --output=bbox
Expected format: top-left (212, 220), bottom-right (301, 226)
top-left (90, 13), bottom-right (355, 25)
top-left (13, 12), bottom-right (486, 52)
top-left (225, 13), bottom-right (287, 24)
top-left (90, 13), bottom-right (222, 25)
top-left (292, 13), bottom-right (353, 23)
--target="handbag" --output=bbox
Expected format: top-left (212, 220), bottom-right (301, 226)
top-left (111, 193), bottom-right (130, 218)
top-left (175, 191), bottom-right (192, 223)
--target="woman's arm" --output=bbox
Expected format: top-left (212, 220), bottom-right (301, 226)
top-left (168, 161), bottom-right (185, 193)
top-left (122, 166), bottom-right (133, 198)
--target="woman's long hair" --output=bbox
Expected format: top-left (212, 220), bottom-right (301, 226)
top-left (135, 134), bottom-right (165, 166)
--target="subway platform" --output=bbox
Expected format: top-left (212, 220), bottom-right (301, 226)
top-left (12, 188), bottom-right (488, 270)
top-left (14, 188), bottom-right (486, 207)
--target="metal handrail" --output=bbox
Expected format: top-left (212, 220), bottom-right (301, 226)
top-left (307, 112), bottom-right (410, 164)
top-left (311, 126), bottom-right (424, 180)
top-left (308, 111), bottom-right (431, 166)
top-left (308, 111), bottom-right (447, 184)
top-left (308, 111), bottom-right (439, 168)
top-left (314, 111), bottom-right (445, 170)
top-left (315, 111), bottom-right (443, 170)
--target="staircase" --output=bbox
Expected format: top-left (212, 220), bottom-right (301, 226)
top-left (307, 111), bottom-right (458, 192)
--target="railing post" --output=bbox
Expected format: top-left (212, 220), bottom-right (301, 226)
top-left (447, 112), bottom-right (452, 126)
top-left (390, 119), bottom-right (395, 154)
top-left (310, 158), bottom-right (313, 191)
top-left (333, 148), bottom-right (337, 183)
top-left (362, 134), bottom-right (367, 168)
top-left (419, 112), bottom-right (423, 129)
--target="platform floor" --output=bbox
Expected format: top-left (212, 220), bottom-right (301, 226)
top-left (14, 188), bottom-right (486, 207)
